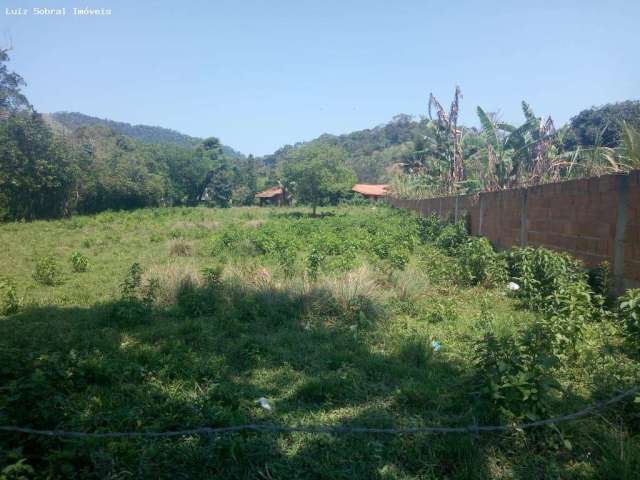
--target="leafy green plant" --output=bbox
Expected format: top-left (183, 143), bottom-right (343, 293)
top-left (434, 221), bottom-right (468, 254)
top-left (507, 247), bottom-right (587, 310)
top-left (201, 265), bottom-right (223, 289)
top-left (619, 289), bottom-right (640, 341)
top-left (110, 263), bottom-right (150, 324)
top-left (121, 262), bottom-right (143, 300)
top-left (426, 301), bottom-right (458, 324)
top-left (474, 326), bottom-right (561, 422)
top-left (32, 255), bottom-right (62, 286)
top-left (70, 251), bottom-right (89, 273)
top-left (0, 277), bottom-right (21, 315)
top-left (416, 213), bottom-right (444, 243)
top-left (306, 248), bottom-right (324, 279)
top-left (588, 261), bottom-right (612, 303)
top-left (456, 237), bottom-right (507, 287)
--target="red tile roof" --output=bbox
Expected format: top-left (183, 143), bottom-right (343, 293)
top-left (352, 184), bottom-right (389, 197)
top-left (255, 187), bottom-right (284, 198)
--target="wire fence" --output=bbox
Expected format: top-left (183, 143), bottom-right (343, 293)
top-left (1, 386), bottom-right (637, 439)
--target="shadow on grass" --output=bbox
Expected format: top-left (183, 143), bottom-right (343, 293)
top-left (2, 280), bottom-right (635, 479)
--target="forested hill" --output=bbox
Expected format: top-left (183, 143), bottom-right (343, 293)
top-left (260, 114), bottom-right (430, 182)
top-left (47, 111), bottom-right (245, 159)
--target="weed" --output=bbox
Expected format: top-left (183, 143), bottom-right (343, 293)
top-left (168, 239), bottom-right (193, 257)
top-left (619, 289), bottom-right (640, 341)
top-left (33, 255), bottom-right (62, 286)
top-left (0, 277), bottom-right (21, 315)
top-left (70, 251), bottom-right (89, 272)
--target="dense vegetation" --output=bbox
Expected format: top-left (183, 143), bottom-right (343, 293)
top-left (2, 49), bottom-right (639, 221)
top-left (0, 205), bottom-right (639, 478)
top-left (48, 111), bottom-right (244, 159)
top-left (0, 51), bottom-right (266, 220)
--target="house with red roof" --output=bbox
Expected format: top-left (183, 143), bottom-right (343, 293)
top-left (351, 184), bottom-right (389, 201)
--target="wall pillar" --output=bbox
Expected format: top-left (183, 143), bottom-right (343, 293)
top-left (520, 189), bottom-right (528, 247)
top-left (614, 175), bottom-right (629, 293)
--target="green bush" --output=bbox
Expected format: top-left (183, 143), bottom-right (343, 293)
top-left (474, 326), bottom-right (560, 422)
top-left (588, 261), bottom-right (612, 299)
top-left (619, 289), bottom-right (640, 341)
top-left (507, 247), bottom-right (588, 310)
top-left (33, 255), bottom-right (62, 286)
top-left (456, 237), bottom-right (507, 287)
top-left (416, 213), bottom-right (444, 243)
top-left (110, 263), bottom-right (150, 324)
top-left (201, 265), bottom-right (223, 289)
top-left (0, 277), bottom-right (21, 315)
top-left (434, 221), bottom-right (468, 254)
top-left (121, 262), bottom-right (143, 299)
top-left (306, 248), bottom-right (324, 279)
top-left (70, 251), bottom-right (89, 272)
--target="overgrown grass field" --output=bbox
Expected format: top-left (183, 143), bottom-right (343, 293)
top-left (0, 206), bottom-right (639, 479)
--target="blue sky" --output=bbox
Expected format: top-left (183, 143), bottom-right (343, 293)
top-left (3, 0), bottom-right (639, 155)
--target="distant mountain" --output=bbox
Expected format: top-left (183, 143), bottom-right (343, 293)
top-left (261, 114), bottom-right (429, 182)
top-left (47, 112), bottom-right (245, 159)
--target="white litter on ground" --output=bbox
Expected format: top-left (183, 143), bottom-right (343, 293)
top-left (256, 397), bottom-right (272, 412)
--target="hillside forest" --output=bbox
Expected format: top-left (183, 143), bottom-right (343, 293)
top-left (1, 49), bottom-right (639, 221)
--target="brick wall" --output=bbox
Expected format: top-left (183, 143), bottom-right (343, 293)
top-left (388, 171), bottom-right (640, 291)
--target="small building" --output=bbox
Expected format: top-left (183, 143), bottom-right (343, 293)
top-left (255, 186), bottom-right (286, 206)
top-left (352, 184), bottom-right (389, 201)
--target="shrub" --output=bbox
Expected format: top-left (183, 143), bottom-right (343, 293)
top-left (434, 221), bottom-right (468, 254)
top-left (121, 262), bottom-right (143, 300)
top-left (588, 261), bottom-right (613, 302)
top-left (33, 256), bottom-right (62, 286)
top-left (416, 213), bottom-right (444, 243)
top-left (70, 251), bottom-right (89, 272)
top-left (388, 248), bottom-right (410, 270)
top-left (619, 289), bottom-right (640, 341)
top-left (474, 327), bottom-right (560, 422)
top-left (456, 237), bottom-right (507, 287)
top-left (0, 277), bottom-right (21, 315)
top-left (507, 247), bottom-right (588, 311)
top-left (306, 248), bottom-right (324, 279)
top-left (110, 263), bottom-right (149, 324)
top-left (201, 265), bottom-right (223, 289)
top-left (426, 301), bottom-right (458, 323)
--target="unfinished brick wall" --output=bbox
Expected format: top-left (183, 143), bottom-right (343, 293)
top-left (388, 171), bottom-right (640, 291)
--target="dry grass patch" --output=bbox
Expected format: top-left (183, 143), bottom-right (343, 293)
top-left (168, 239), bottom-right (194, 257)
top-left (142, 261), bottom-right (202, 307)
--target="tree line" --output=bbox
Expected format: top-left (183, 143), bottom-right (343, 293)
top-left (0, 50), bottom-right (264, 221)
top-left (392, 88), bottom-right (640, 198)
top-left (2, 46), bottom-right (639, 220)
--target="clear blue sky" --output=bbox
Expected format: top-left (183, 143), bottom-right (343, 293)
top-left (3, 0), bottom-right (639, 155)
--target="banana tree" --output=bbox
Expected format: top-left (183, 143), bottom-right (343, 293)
top-left (427, 86), bottom-right (465, 193)
top-left (477, 102), bottom-right (559, 190)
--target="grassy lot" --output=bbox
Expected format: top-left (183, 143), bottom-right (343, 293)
top-left (0, 206), bottom-right (638, 479)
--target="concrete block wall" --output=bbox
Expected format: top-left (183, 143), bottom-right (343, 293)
top-left (388, 171), bottom-right (640, 291)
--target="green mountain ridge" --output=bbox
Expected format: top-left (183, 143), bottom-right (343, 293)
top-left (47, 111), bottom-right (245, 159)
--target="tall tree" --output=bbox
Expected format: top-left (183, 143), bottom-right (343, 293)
top-left (198, 137), bottom-right (235, 207)
top-left (427, 86), bottom-right (464, 192)
top-left (0, 112), bottom-right (75, 220)
top-left (0, 48), bottom-right (30, 119)
top-left (282, 144), bottom-right (355, 216)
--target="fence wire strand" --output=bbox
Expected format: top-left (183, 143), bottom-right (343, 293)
top-left (0, 386), bottom-right (637, 439)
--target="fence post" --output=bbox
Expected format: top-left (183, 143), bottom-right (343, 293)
top-left (478, 194), bottom-right (484, 236)
top-left (614, 175), bottom-right (629, 293)
top-left (520, 189), bottom-right (528, 247)
top-left (454, 196), bottom-right (459, 223)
